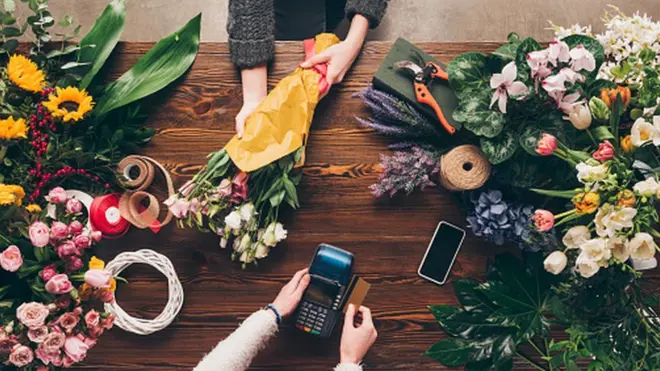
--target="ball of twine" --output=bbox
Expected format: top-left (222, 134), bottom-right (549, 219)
top-left (439, 145), bottom-right (491, 191)
top-left (104, 249), bottom-right (184, 336)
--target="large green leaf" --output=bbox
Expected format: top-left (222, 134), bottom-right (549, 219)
top-left (448, 52), bottom-right (490, 100)
top-left (424, 339), bottom-right (473, 367)
top-left (76, 0), bottom-right (126, 89)
top-left (492, 33), bottom-right (522, 62)
top-left (453, 93), bottom-right (505, 138)
top-left (519, 126), bottom-right (543, 156)
top-left (480, 130), bottom-right (517, 164)
top-left (94, 13), bottom-right (202, 117)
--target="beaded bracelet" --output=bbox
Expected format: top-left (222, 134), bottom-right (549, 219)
top-left (265, 304), bottom-right (282, 326)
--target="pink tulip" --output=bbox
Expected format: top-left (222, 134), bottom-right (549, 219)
top-left (533, 209), bottom-right (555, 232)
top-left (216, 178), bottom-right (233, 198)
top-left (45, 274), bottom-right (74, 295)
top-left (592, 140), bottom-right (615, 162)
top-left (536, 133), bottom-right (558, 156)
top-left (84, 269), bottom-right (112, 288)
top-left (164, 195), bottom-right (190, 219)
top-left (47, 187), bottom-right (68, 204)
top-left (29, 222), bottom-right (50, 248)
top-left (0, 245), bottom-right (23, 272)
top-left (231, 172), bottom-right (249, 203)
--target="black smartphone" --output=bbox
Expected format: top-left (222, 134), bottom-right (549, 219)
top-left (417, 221), bottom-right (466, 285)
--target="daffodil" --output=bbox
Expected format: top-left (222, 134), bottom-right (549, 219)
top-left (7, 54), bottom-right (45, 93)
top-left (43, 87), bottom-right (94, 123)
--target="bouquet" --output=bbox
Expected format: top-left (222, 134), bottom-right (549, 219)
top-left (168, 34), bottom-right (340, 267)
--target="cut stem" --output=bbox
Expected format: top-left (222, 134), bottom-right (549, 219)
top-left (516, 351), bottom-right (548, 371)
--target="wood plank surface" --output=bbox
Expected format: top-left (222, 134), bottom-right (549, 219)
top-left (75, 41), bottom-right (582, 371)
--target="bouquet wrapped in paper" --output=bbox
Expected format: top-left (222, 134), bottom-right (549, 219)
top-left (167, 33), bottom-right (340, 267)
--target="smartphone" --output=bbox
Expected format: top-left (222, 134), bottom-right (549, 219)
top-left (417, 221), bottom-right (466, 285)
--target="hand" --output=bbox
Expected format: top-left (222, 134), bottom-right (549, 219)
top-left (236, 65), bottom-right (268, 138)
top-left (339, 305), bottom-right (378, 364)
top-left (235, 98), bottom-right (262, 138)
top-left (272, 268), bottom-right (310, 318)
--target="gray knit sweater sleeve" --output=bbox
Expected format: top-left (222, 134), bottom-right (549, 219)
top-left (346, 0), bottom-right (388, 28)
top-left (227, 0), bottom-right (275, 69)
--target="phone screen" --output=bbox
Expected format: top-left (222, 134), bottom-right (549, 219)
top-left (419, 222), bottom-right (466, 284)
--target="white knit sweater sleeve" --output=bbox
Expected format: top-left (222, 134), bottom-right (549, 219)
top-left (334, 363), bottom-right (364, 371)
top-left (194, 310), bottom-right (278, 371)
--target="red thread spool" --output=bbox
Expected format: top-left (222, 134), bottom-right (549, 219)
top-left (90, 194), bottom-right (130, 239)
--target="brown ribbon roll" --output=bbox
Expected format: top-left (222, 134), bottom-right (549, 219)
top-left (439, 145), bottom-right (491, 191)
top-left (117, 156), bottom-right (174, 230)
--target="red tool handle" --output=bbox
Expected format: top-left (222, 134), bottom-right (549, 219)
top-left (414, 82), bottom-right (456, 135)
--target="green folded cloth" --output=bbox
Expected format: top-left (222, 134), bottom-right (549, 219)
top-left (373, 38), bottom-right (460, 130)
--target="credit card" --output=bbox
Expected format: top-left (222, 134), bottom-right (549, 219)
top-left (341, 276), bottom-right (371, 313)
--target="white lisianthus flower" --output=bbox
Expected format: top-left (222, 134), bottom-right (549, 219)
top-left (633, 178), bottom-right (660, 197)
top-left (254, 243), bottom-right (270, 259)
top-left (224, 211), bottom-right (242, 230)
top-left (274, 223), bottom-right (288, 242)
top-left (608, 237), bottom-right (631, 262)
top-left (576, 253), bottom-right (600, 278)
top-left (631, 118), bottom-right (657, 147)
top-left (653, 116), bottom-right (660, 146)
top-left (543, 251), bottom-right (567, 275)
top-left (575, 161), bottom-right (608, 184)
top-left (239, 203), bottom-right (256, 222)
top-left (562, 225), bottom-right (590, 249)
top-left (262, 223), bottom-right (278, 247)
top-left (629, 232), bottom-right (658, 260)
top-left (239, 250), bottom-right (255, 264)
top-left (580, 238), bottom-right (611, 263)
top-left (237, 234), bottom-right (252, 253)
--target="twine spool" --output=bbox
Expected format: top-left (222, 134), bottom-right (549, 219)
top-left (104, 249), bottom-right (184, 335)
top-left (439, 145), bottom-right (491, 191)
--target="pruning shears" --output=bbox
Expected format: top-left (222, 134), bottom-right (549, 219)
top-left (394, 57), bottom-right (456, 135)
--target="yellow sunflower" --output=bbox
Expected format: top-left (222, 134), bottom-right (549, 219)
top-left (25, 204), bottom-right (42, 213)
top-left (43, 87), bottom-right (94, 123)
top-left (0, 184), bottom-right (25, 206)
top-left (0, 117), bottom-right (28, 141)
top-left (7, 54), bottom-right (45, 93)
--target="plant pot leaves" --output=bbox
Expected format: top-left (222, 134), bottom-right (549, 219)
top-left (424, 339), bottom-right (472, 367)
top-left (519, 125), bottom-right (543, 156)
top-left (94, 13), bottom-right (202, 117)
top-left (480, 130), bottom-right (517, 164)
top-left (76, 0), bottom-right (126, 89)
top-left (492, 33), bottom-right (522, 63)
top-left (453, 93), bottom-right (505, 138)
top-left (448, 52), bottom-right (490, 100)
top-left (515, 37), bottom-right (542, 74)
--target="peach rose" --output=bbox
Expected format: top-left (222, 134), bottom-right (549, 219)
top-left (8, 344), bottom-right (34, 367)
top-left (16, 302), bottom-right (50, 329)
top-left (63, 335), bottom-right (89, 363)
top-left (0, 245), bottom-right (23, 272)
top-left (28, 325), bottom-right (49, 343)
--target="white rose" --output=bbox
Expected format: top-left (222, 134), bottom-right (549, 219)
top-left (575, 161), bottom-right (608, 184)
top-left (254, 243), bottom-right (270, 259)
top-left (631, 118), bottom-right (657, 147)
top-left (580, 238), bottom-right (611, 263)
top-left (576, 253), bottom-right (600, 278)
top-left (262, 223), bottom-right (278, 247)
top-left (633, 178), bottom-right (660, 197)
top-left (562, 225), bottom-right (590, 249)
top-left (629, 232), bottom-right (658, 260)
top-left (543, 251), bottom-right (567, 275)
top-left (239, 203), bottom-right (256, 221)
top-left (608, 237), bottom-right (631, 262)
top-left (274, 223), bottom-right (288, 242)
top-left (224, 211), bottom-right (242, 230)
top-left (239, 250), bottom-right (255, 264)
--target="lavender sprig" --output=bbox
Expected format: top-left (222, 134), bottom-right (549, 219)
top-left (370, 146), bottom-right (440, 197)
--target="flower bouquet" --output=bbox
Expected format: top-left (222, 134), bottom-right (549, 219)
top-left (168, 34), bottom-right (340, 267)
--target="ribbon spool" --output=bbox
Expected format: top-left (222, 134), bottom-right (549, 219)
top-left (439, 145), bottom-right (491, 191)
top-left (90, 194), bottom-right (130, 239)
top-left (117, 156), bottom-right (174, 230)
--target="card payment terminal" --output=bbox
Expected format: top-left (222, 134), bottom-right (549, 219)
top-left (294, 244), bottom-right (354, 338)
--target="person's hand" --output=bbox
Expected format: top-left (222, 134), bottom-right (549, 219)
top-left (235, 98), bottom-right (262, 138)
top-left (339, 305), bottom-right (378, 364)
top-left (236, 65), bottom-right (268, 138)
top-left (272, 268), bottom-right (310, 318)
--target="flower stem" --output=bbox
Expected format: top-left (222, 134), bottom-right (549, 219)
top-left (555, 208), bottom-right (578, 219)
top-left (586, 128), bottom-right (598, 145)
top-left (516, 351), bottom-right (548, 371)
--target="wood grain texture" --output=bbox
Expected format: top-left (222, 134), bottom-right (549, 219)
top-left (74, 41), bottom-right (650, 371)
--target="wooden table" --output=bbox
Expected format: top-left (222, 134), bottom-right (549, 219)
top-left (80, 41), bottom-right (530, 370)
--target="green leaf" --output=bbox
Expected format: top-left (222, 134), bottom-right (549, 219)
top-left (282, 176), bottom-right (299, 209)
top-left (0, 285), bottom-right (9, 300)
top-left (519, 126), bottom-right (543, 156)
top-left (95, 13), bottom-right (201, 117)
top-left (269, 189), bottom-right (286, 207)
top-left (586, 79), bottom-right (617, 98)
top-left (480, 131), bottom-right (517, 165)
top-left (2, 25), bottom-right (21, 36)
top-left (448, 52), bottom-right (490, 100)
top-left (515, 37), bottom-right (542, 69)
top-left (590, 126), bottom-right (614, 141)
top-left (492, 33), bottom-right (522, 62)
top-left (429, 305), bottom-right (460, 322)
top-left (453, 93), bottom-right (505, 138)
top-left (76, 0), bottom-right (126, 89)
top-left (61, 61), bottom-right (90, 70)
top-left (424, 339), bottom-right (473, 367)
top-left (530, 188), bottom-right (580, 199)
top-left (453, 279), bottom-right (496, 314)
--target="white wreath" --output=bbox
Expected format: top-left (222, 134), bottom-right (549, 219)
top-left (103, 249), bottom-right (184, 335)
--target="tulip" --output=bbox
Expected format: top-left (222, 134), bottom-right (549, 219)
top-left (600, 86), bottom-right (631, 109)
top-left (535, 133), bottom-right (558, 156)
top-left (533, 209), bottom-right (555, 232)
top-left (621, 135), bottom-right (634, 153)
top-left (564, 103), bottom-right (592, 130)
top-left (592, 140), bottom-right (614, 162)
top-left (589, 97), bottom-right (610, 121)
top-left (543, 251), bottom-right (567, 275)
top-left (84, 269), bottom-right (112, 288)
top-left (572, 192), bottom-right (600, 214)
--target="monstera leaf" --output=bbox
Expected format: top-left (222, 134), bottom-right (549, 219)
top-left (448, 52), bottom-right (491, 100)
top-left (425, 253), bottom-right (557, 371)
top-left (480, 130), bottom-right (517, 164)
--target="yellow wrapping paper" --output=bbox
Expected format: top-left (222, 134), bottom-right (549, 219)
top-left (225, 33), bottom-right (341, 172)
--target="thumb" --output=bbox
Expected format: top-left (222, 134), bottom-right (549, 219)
top-left (300, 53), bottom-right (330, 68)
top-left (343, 304), bottom-right (356, 331)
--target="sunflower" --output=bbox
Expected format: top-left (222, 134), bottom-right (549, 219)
top-left (0, 184), bottom-right (25, 206)
top-left (7, 54), bottom-right (45, 93)
top-left (43, 87), bottom-right (95, 123)
top-left (0, 117), bottom-right (28, 141)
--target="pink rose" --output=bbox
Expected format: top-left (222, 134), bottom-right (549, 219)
top-left (65, 256), bottom-right (83, 272)
top-left (0, 245), bottom-right (23, 272)
top-left (45, 274), bottom-right (74, 295)
top-left (593, 140), bottom-right (615, 162)
top-left (57, 240), bottom-right (79, 259)
top-left (84, 310), bottom-right (100, 328)
top-left (65, 198), bottom-right (83, 214)
top-left (216, 178), bottom-right (232, 198)
top-left (28, 326), bottom-right (49, 343)
top-left (533, 209), bottom-right (555, 232)
top-left (72, 234), bottom-right (91, 249)
top-left (63, 335), bottom-right (89, 363)
top-left (164, 195), bottom-right (190, 219)
top-left (88, 325), bottom-right (104, 338)
top-left (29, 221), bottom-right (50, 248)
top-left (47, 187), bottom-right (68, 204)
top-left (69, 221), bottom-right (84, 236)
top-left (41, 332), bottom-right (65, 354)
top-left (16, 302), bottom-right (50, 329)
top-left (50, 221), bottom-right (70, 240)
top-left (98, 289), bottom-right (115, 304)
top-left (101, 314), bottom-right (115, 330)
top-left (57, 311), bottom-right (80, 333)
top-left (84, 269), bottom-right (112, 288)
top-left (83, 336), bottom-right (97, 349)
top-left (40, 264), bottom-right (57, 282)
top-left (36, 345), bottom-right (60, 366)
top-left (0, 330), bottom-right (18, 355)
top-left (8, 344), bottom-right (34, 367)
top-left (90, 230), bottom-right (102, 243)
top-left (536, 133), bottom-right (558, 156)
top-left (62, 354), bottom-right (75, 367)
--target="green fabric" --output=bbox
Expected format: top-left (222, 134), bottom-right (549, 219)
top-left (373, 38), bottom-right (460, 130)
